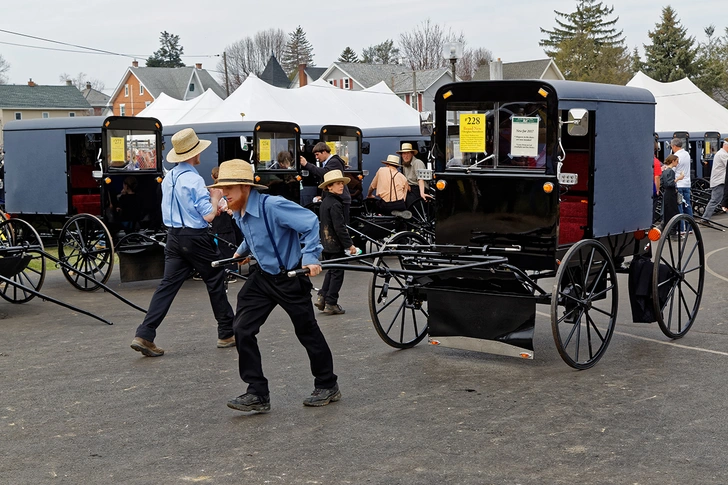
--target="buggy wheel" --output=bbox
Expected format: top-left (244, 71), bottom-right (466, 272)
top-left (368, 231), bottom-right (429, 348)
top-left (551, 239), bottom-right (618, 369)
top-left (652, 214), bottom-right (704, 338)
top-left (58, 214), bottom-right (114, 291)
top-left (407, 198), bottom-right (435, 243)
top-left (0, 219), bottom-right (46, 303)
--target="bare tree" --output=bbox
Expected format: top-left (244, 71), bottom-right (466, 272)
top-left (217, 28), bottom-right (286, 91)
top-left (59, 72), bottom-right (105, 91)
top-left (398, 19), bottom-right (465, 70)
top-left (458, 47), bottom-right (493, 80)
top-left (0, 54), bottom-right (10, 84)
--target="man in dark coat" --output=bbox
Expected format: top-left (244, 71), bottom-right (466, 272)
top-left (300, 142), bottom-right (352, 223)
top-left (315, 170), bottom-right (357, 315)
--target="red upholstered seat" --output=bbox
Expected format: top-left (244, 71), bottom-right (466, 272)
top-left (70, 165), bottom-right (98, 189)
top-left (72, 194), bottom-right (101, 215)
top-left (559, 195), bottom-right (588, 245)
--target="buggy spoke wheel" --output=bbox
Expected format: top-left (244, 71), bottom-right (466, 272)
top-left (58, 214), bottom-right (114, 291)
top-left (652, 214), bottom-right (704, 338)
top-left (406, 199), bottom-right (435, 243)
top-left (551, 239), bottom-right (617, 369)
top-left (369, 231), bottom-right (429, 348)
top-left (0, 219), bottom-right (46, 303)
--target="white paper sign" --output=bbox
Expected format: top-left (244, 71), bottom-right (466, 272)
top-left (511, 117), bottom-right (539, 157)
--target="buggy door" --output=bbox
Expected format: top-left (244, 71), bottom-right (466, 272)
top-left (253, 121), bottom-right (301, 204)
top-left (433, 81), bottom-right (560, 271)
top-left (319, 125), bottom-right (363, 206)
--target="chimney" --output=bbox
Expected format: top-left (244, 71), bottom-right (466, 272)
top-left (28, 78), bottom-right (36, 87)
top-left (195, 63), bottom-right (202, 69)
top-left (86, 81), bottom-right (92, 90)
top-left (66, 79), bottom-right (73, 86)
top-left (132, 60), bottom-right (139, 68)
top-left (299, 63), bottom-right (307, 88)
top-left (489, 58), bottom-right (503, 80)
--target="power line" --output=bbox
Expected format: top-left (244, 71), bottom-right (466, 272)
top-left (0, 40), bottom-right (116, 55)
top-left (0, 27), bottom-right (136, 57)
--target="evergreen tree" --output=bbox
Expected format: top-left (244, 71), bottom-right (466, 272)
top-left (540, 0), bottom-right (630, 84)
top-left (643, 6), bottom-right (699, 82)
top-left (338, 47), bottom-right (359, 63)
top-left (361, 40), bottom-right (400, 64)
top-left (146, 31), bottom-right (185, 68)
top-left (281, 26), bottom-right (315, 76)
top-left (630, 47), bottom-right (642, 74)
top-left (693, 25), bottom-right (728, 106)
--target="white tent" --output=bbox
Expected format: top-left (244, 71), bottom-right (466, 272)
top-left (626, 72), bottom-right (728, 134)
top-left (138, 89), bottom-right (223, 126)
top-left (195, 75), bottom-right (421, 128)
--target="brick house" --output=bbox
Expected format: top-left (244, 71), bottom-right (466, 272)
top-left (0, 79), bottom-right (91, 146)
top-left (108, 61), bottom-right (227, 117)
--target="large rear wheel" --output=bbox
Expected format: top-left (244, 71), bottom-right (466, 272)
top-left (0, 218), bottom-right (46, 303)
top-left (551, 239), bottom-right (618, 369)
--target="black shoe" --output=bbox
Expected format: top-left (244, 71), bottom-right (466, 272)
top-left (227, 393), bottom-right (271, 413)
top-left (323, 303), bottom-right (345, 315)
top-left (314, 294), bottom-right (325, 311)
top-left (303, 384), bottom-right (341, 407)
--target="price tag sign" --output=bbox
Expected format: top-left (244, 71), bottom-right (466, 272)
top-left (110, 137), bottom-right (125, 162)
top-left (459, 114), bottom-right (485, 153)
top-left (258, 139), bottom-right (271, 162)
top-left (511, 117), bottom-right (539, 157)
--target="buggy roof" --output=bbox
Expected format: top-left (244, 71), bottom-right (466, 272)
top-left (3, 116), bottom-right (106, 132)
top-left (545, 80), bottom-right (655, 106)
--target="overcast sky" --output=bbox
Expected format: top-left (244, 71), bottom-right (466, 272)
top-left (1, 0), bottom-right (724, 93)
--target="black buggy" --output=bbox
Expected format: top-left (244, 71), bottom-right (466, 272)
top-left (301, 80), bottom-right (705, 369)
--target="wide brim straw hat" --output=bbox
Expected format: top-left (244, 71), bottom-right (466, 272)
top-left (206, 159), bottom-right (268, 189)
top-left (318, 169), bottom-right (351, 189)
top-left (167, 128), bottom-right (212, 163)
top-left (396, 142), bottom-right (418, 155)
top-left (381, 154), bottom-right (401, 167)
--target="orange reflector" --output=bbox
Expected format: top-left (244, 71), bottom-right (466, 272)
top-left (436, 180), bottom-right (447, 191)
top-left (543, 182), bottom-right (554, 193)
top-left (356, 130), bottom-right (361, 136)
top-left (358, 174), bottom-right (363, 180)
top-left (104, 121), bottom-right (110, 127)
top-left (294, 127), bottom-right (299, 132)
top-left (255, 126), bottom-right (260, 131)
top-left (443, 91), bottom-right (453, 99)
top-left (520, 353), bottom-right (531, 359)
top-left (156, 177), bottom-right (163, 183)
top-left (322, 128), bottom-right (327, 133)
top-left (556, 259), bottom-right (561, 265)
top-left (104, 177), bottom-right (111, 184)
top-left (255, 176), bottom-right (261, 182)
top-left (634, 230), bottom-right (646, 241)
top-left (155, 123), bottom-right (160, 129)
top-left (538, 88), bottom-right (548, 98)
top-left (430, 339), bottom-right (440, 345)
top-left (296, 175), bottom-right (302, 181)
top-left (648, 227), bottom-right (661, 241)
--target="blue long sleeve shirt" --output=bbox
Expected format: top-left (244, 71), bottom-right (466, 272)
top-left (232, 190), bottom-right (322, 274)
top-left (161, 163), bottom-right (214, 229)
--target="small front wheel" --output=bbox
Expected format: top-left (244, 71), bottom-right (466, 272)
top-left (58, 214), bottom-right (114, 291)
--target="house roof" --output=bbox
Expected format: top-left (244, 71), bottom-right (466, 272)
top-left (327, 62), bottom-right (406, 89)
top-left (473, 59), bottom-right (561, 81)
top-left (0, 85), bottom-right (92, 109)
top-left (82, 87), bottom-right (110, 108)
top-left (390, 67), bottom-right (453, 94)
top-left (110, 66), bottom-right (227, 102)
top-left (304, 67), bottom-right (326, 81)
top-left (259, 55), bottom-right (290, 88)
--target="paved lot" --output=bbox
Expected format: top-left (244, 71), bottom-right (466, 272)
top-left (2, 218), bottom-right (728, 484)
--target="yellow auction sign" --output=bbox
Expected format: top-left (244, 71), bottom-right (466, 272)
top-left (459, 113), bottom-right (485, 153)
top-left (259, 139), bottom-right (271, 162)
top-left (110, 137), bottom-right (126, 162)
top-left (326, 142), bottom-right (337, 155)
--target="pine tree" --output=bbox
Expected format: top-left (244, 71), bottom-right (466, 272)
top-left (281, 26), bottom-right (315, 76)
top-left (361, 40), bottom-right (400, 64)
top-left (146, 31), bottom-right (185, 68)
top-left (692, 25), bottom-right (728, 105)
top-left (643, 6), bottom-right (699, 82)
top-left (338, 47), bottom-right (359, 63)
top-left (540, 0), bottom-right (630, 84)
top-left (630, 47), bottom-right (642, 74)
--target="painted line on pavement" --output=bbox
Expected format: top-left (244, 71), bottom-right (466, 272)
top-left (705, 246), bottom-right (728, 283)
top-left (536, 310), bottom-right (728, 357)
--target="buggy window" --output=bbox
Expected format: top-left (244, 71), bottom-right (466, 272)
top-left (445, 101), bottom-right (547, 170)
top-left (106, 129), bottom-right (158, 172)
top-left (255, 131), bottom-right (297, 171)
top-left (320, 136), bottom-right (359, 171)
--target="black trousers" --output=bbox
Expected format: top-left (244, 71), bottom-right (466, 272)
top-left (135, 228), bottom-right (234, 341)
top-left (234, 269), bottom-right (337, 396)
top-left (319, 251), bottom-right (346, 305)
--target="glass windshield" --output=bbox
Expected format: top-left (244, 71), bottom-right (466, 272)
top-left (106, 129), bottom-right (158, 172)
top-left (444, 100), bottom-right (547, 170)
top-left (321, 136), bottom-right (360, 171)
top-left (255, 131), bottom-right (297, 171)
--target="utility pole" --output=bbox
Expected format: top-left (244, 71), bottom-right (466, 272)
top-left (223, 51), bottom-right (230, 96)
top-left (412, 69), bottom-right (417, 111)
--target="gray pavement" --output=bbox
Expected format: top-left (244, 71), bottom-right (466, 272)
top-left (2, 218), bottom-right (728, 484)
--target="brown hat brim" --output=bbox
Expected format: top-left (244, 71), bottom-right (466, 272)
top-left (167, 139), bottom-right (212, 163)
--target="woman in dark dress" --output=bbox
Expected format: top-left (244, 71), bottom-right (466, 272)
top-left (660, 154), bottom-right (684, 232)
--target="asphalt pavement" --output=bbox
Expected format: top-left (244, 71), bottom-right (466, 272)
top-left (1, 216), bottom-right (728, 484)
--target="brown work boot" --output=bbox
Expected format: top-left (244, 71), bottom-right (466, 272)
top-left (130, 337), bottom-right (164, 357)
top-left (217, 336), bottom-right (236, 348)
top-left (323, 303), bottom-right (345, 315)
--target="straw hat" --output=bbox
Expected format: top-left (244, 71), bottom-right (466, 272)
top-left (206, 159), bottom-right (268, 189)
top-left (381, 154), bottom-right (401, 167)
top-left (318, 169), bottom-right (351, 189)
top-left (396, 142), bottom-right (418, 155)
top-left (167, 128), bottom-right (211, 163)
